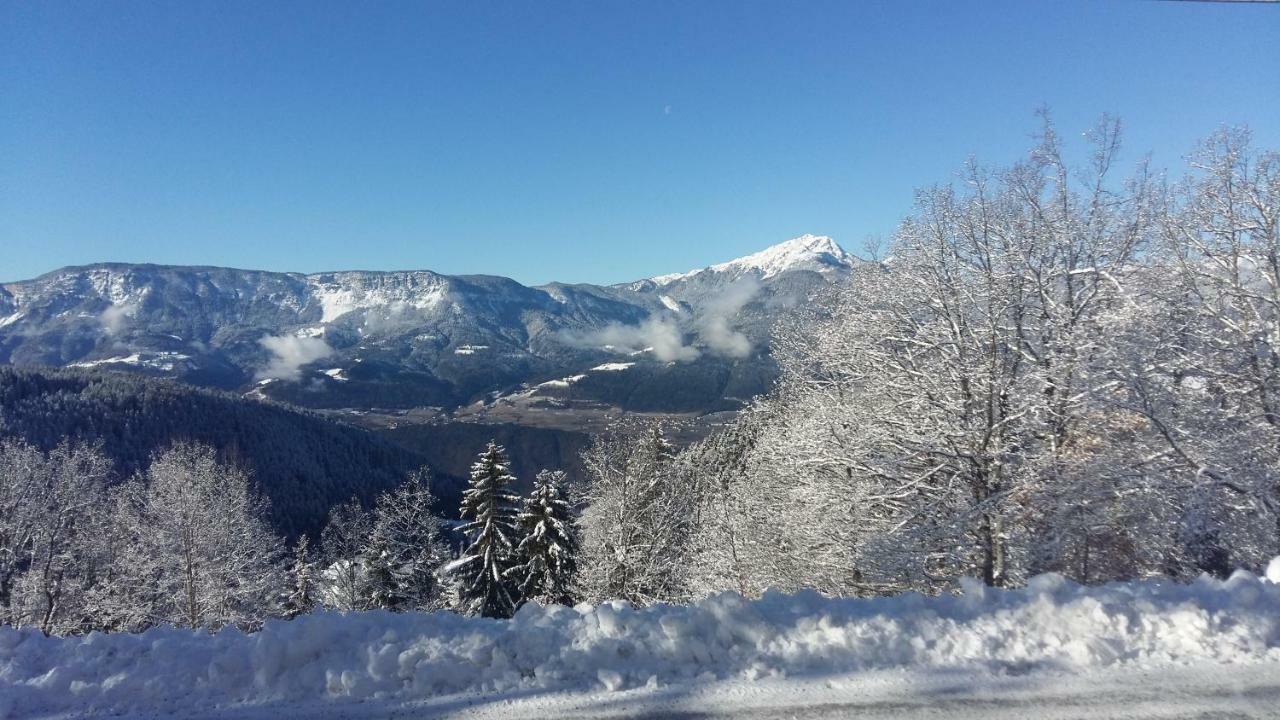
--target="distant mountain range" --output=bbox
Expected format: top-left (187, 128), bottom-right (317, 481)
top-left (0, 235), bottom-right (855, 416)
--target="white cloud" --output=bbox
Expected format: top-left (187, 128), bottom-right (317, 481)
top-left (562, 316), bottom-right (700, 363)
top-left (100, 303), bottom-right (135, 336)
top-left (694, 277), bottom-right (759, 358)
top-left (256, 334), bottom-right (333, 382)
top-left (560, 278), bottom-right (760, 363)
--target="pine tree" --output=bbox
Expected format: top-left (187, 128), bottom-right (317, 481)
top-left (508, 470), bottom-right (579, 606)
top-left (445, 442), bottom-right (521, 618)
top-left (286, 535), bottom-right (315, 618)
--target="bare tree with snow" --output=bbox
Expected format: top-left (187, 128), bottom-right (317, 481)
top-left (319, 497), bottom-right (374, 612)
top-left (106, 443), bottom-right (284, 631)
top-left (0, 440), bottom-right (113, 635)
top-left (365, 469), bottom-right (449, 612)
top-left (577, 420), bottom-right (698, 604)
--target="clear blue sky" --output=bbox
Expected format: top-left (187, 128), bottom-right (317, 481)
top-left (2, 1), bottom-right (1277, 285)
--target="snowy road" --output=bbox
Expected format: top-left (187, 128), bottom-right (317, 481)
top-left (468, 667), bottom-right (1280, 719)
top-left (176, 663), bottom-right (1280, 719)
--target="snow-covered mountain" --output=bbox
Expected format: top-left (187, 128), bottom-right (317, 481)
top-left (648, 234), bottom-right (852, 285)
top-left (0, 236), bottom-right (856, 413)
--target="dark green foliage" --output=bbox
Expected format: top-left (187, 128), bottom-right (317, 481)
top-left (380, 421), bottom-right (590, 496)
top-left (509, 470), bottom-right (579, 606)
top-left (0, 365), bottom-right (449, 539)
top-left (449, 442), bottom-right (521, 618)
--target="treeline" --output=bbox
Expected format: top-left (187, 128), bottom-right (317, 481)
top-left (0, 366), bottom-right (450, 537)
top-left (568, 120), bottom-right (1280, 603)
top-left (0, 438), bottom-right (578, 634)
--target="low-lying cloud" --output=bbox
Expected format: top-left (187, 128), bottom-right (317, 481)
top-left (100, 303), bottom-right (135, 336)
top-left (256, 334), bottom-right (333, 382)
top-left (695, 277), bottom-right (759, 358)
top-left (562, 277), bottom-right (762, 362)
top-left (563, 315), bottom-right (701, 363)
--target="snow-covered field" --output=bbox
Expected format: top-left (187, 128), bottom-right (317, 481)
top-left (4, 561), bottom-right (1280, 719)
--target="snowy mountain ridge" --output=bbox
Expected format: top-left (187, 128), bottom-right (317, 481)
top-left (649, 234), bottom-right (854, 285)
top-left (0, 236), bottom-right (854, 413)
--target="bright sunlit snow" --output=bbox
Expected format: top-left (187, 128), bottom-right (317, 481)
top-left (3, 563), bottom-right (1278, 719)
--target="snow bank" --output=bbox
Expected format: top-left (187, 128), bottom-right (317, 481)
top-left (4, 566), bottom-right (1280, 719)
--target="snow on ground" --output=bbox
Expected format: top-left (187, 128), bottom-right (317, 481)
top-left (537, 374), bottom-right (587, 388)
top-left (440, 662), bottom-right (1280, 720)
top-left (659, 295), bottom-right (683, 313)
top-left (591, 362), bottom-right (634, 372)
top-left (66, 352), bottom-right (190, 372)
top-left (3, 564), bottom-right (1280, 720)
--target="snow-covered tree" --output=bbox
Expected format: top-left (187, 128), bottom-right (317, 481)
top-left (0, 440), bottom-right (113, 635)
top-left (577, 419), bottom-right (697, 604)
top-left (508, 470), bottom-right (578, 606)
top-left (1121, 126), bottom-right (1280, 573)
top-left (319, 497), bottom-right (373, 611)
top-left (446, 442), bottom-right (521, 618)
top-left (364, 469), bottom-right (448, 612)
top-left (675, 115), bottom-right (1215, 595)
top-left (285, 535), bottom-right (316, 618)
top-left (105, 442), bottom-right (284, 631)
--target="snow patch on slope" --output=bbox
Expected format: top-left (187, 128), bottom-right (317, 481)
top-left (306, 275), bottom-right (447, 323)
top-left (3, 564), bottom-right (1279, 719)
top-left (592, 362), bottom-right (634, 372)
top-left (67, 352), bottom-right (191, 372)
top-left (538, 374), bottom-right (587, 388)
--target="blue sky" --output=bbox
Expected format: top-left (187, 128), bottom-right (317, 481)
top-left (2, 1), bottom-right (1277, 285)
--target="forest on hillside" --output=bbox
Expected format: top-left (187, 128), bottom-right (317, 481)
top-left (0, 366), bottom-right (446, 537)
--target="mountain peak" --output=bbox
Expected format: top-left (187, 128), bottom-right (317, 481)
top-left (650, 234), bottom-right (853, 285)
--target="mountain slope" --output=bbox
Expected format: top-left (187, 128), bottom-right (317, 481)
top-left (0, 365), bottom-right (458, 538)
top-left (0, 236), bottom-right (856, 414)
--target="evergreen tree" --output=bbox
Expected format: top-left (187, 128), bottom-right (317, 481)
top-left (445, 442), bottom-right (521, 618)
top-left (508, 470), bottom-right (579, 606)
top-left (286, 535), bottom-right (316, 618)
